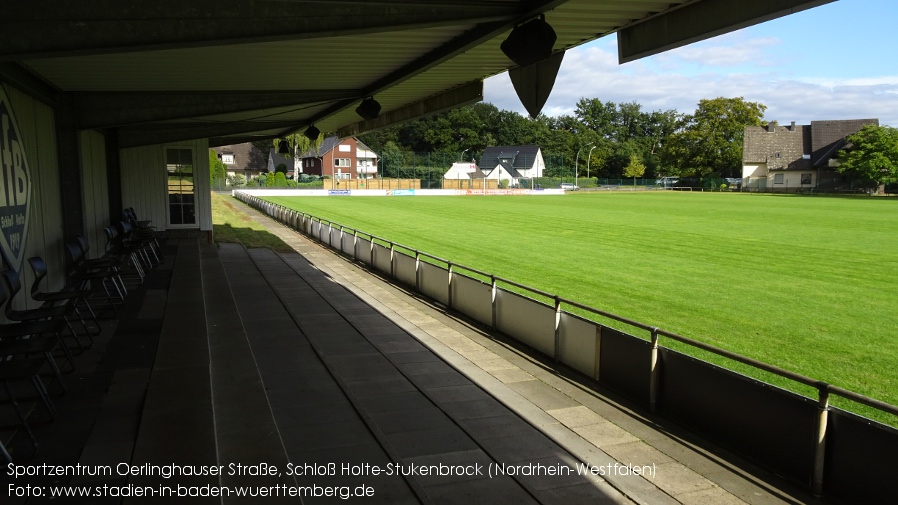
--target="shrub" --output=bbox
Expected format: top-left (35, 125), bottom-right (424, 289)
top-left (227, 174), bottom-right (246, 187)
top-left (274, 172), bottom-right (287, 187)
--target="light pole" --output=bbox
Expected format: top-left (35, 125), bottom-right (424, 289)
top-left (586, 145), bottom-right (597, 185)
top-left (459, 148), bottom-right (468, 162)
top-left (575, 143), bottom-right (593, 188)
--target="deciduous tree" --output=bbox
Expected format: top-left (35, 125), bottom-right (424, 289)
top-left (836, 124), bottom-right (898, 190)
top-left (623, 154), bottom-right (646, 185)
top-left (662, 97), bottom-right (766, 179)
top-left (209, 149), bottom-right (227, 183)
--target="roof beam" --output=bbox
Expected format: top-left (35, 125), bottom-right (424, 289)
top-left (116, 120), bottom-right (298, 149)
top-left (337, 81), bottom-right (483, 138)
top-left (0, 63), bottom-right (59, 106)
top-left (0, 0), bottom-right (518, 60)
top-left (617, 0), bottom-right (836, 63)
top-left (208, 133), bottom-right (280, 149)
top-left (302, 0), bottom-right (568, 132)
top-left (74, 90), bottom-right (358, 129)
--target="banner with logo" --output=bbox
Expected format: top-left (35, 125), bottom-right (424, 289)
top-left (0, 85), bottom-right (32, 273)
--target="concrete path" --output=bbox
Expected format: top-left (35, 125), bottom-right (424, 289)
top-left (216, 242), bottom-right (629, 504)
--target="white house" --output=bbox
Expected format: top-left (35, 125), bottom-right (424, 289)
top-left (443, 162), bottom-right (479, 180)
top-left (478, 145), bottom-right (545, 187)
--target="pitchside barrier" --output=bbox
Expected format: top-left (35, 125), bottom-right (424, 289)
top-left (235, 190), bottom-right (898, 503)
top-left (229, 188), bottom-right (566, 197)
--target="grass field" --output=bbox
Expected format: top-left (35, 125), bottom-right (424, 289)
top-left (212, 192), bottom-right (293, 252)
top-left (260, 191), bottom-right (898, 420)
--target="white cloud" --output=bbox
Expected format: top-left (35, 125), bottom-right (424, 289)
top-left (654, 34), bottom-right (783, 69)
top-left (484, 41), bottom-right (898, 127)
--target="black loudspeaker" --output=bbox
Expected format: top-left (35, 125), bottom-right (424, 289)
top-left (500, 16), bottom-right (556, 68)
top-left (304, 125), bottom-right (320, 141)
top-left (355, 97), bottom-right (381, 121)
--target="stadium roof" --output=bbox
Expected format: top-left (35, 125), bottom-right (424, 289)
top-left (1, 0), bottom-right (833, 148)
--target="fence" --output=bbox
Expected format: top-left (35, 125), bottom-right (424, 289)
top-left (234, 190), bottom-right (898, 503)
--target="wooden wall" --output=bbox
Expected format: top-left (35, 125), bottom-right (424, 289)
top-left (79, 129), bottom-right (110, 260)
top-left (4, 85), bottom-right (64, 309)
top-left (120, 139), bottom-right (211, 232)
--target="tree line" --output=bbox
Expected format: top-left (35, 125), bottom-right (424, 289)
top-left (358, 96), bottom-right (768, 182)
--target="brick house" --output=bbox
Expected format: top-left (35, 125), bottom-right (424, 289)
top-left (742, 119), bottom-right (878, 191)
top-left (299, 136), bottom-right (379, 180)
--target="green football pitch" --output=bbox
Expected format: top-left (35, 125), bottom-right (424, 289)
top-left (263, 191), bottom-right (898, 419)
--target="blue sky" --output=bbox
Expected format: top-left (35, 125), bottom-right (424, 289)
top-left (484, 0), bottom-right (898, 126)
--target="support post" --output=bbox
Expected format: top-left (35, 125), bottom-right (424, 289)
top-left (447, 262), bottom-right (453, 309)
top-left (390, 242), bottom-right (395, 279)
top-left (414, 250), bottom-right (420, 291)
top-left (649, 327), bottom-right (660, 413)
top-left (812, 383), bottom-right (830, 496)
top-left (490, 275), bottom-right (497, 329)
top-left (553, 296), bottom-right (562, 362)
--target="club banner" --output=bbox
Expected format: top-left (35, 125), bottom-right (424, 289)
top-left (0, 85), bottom-right (32, 273)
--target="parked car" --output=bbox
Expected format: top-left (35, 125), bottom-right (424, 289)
top-left (656, 177), bottom-right (679, 186)
top-left (560, 183), bottom-right (580, 190)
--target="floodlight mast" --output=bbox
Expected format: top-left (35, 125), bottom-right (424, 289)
top-left (586, 145), bottom-right (597, 182)
top-left (575, 143), bottom-right (593, 188)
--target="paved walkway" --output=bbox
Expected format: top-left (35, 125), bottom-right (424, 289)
top-left (233, 200), bottom-right (819, 505)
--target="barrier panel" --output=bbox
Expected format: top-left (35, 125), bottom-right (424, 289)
top-left (234, 190), bottom-right (898, 501)
top-left (328, 225), bottom-right (341, 249)
top-left (599, 327), bottom-right (651, 404)
top-left (558, 313), bottom-right (600, 379)
top-left (357, 237), bottom-right (373, 265)
top-left (372, 243), bottom-right (392, 276)
top-left (340, 229), bottom-right (355, 256)
top-left (658, 348), bottom-right (817, 484)
top-left (419, 261), bottom-right (449, 306)
top-left (495, 288), bottom-right (555, 357)
top-left (823, 408), bottom-right (898, 503)
top-left (451, 273), bottom-right (492, 327)
top-left (393, 250), bottom-right (417, 287)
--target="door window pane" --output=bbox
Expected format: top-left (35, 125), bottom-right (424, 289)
top-left (166, 148), bottom-right (196, 225)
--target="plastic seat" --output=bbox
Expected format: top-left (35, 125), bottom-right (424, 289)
top-left (104, 225), bottom-right (147, 284)
top-left (28, 256), bottom-right (101, 338)
top-left (0, 276), bottom-right (71, 383)
top-left (116, 220), bottom-right (161, 269)
top-left (123, 208), bottom-right (163, 263)
top-left (1, 358), bottom-right (57, 455)
top-left (1, 269), bottom-right (90, 352)
top-left (65, 239), bottom-right (127, 310)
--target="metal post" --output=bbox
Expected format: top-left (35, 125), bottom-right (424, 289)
top-left (553, 296), bottom-right (562, 362)
top-left (390, 242), bottom-right (395, 279)
top-left (490, 275), bottom-right (497, 329)
top-left (812, 384), bottom-right (830, 496)
top-left (415, 251), bottom-right (420, 292)
top-left (649, 327), bottom-right (660, 413)
top-left (447, 262), bottom-right (453, 309)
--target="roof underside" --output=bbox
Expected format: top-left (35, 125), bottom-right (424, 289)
top-left (0, 0), bottom-right (834, 148)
